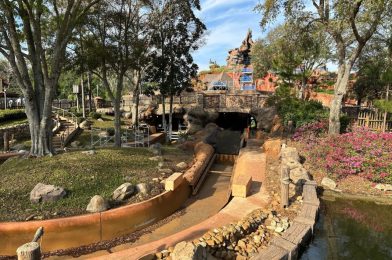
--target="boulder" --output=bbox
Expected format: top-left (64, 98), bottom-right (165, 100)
top-left (172, 241), bottom-right (207, 260)
top-left (136, 183), bottom-right (150, 195)
top-left (321, 177), bottom-right (337, 190)
top-left (176, 162), bottom-right (188, 171)
top-left (283, 159), bottom-right (302, 170)
top-left (281, 146), bottom-right (300, 162)
top-left (82, 150), bottom-right (96, 155)
top-left (263, 139), bottom-right (281, 160)
top-left (252, 107), bottom-right (278, 132)
top-left (149, 156), bottom-right (164, 162)
top-left (30, 183), bottom-right (66, 203)
top-left (183, 107), bottom-right (219, 135)
top-left (86, 195), bottom-right (109, 213)
top-left (124, 112), bottom-right (132, 119)
top-left (270, 115), bottom-right (284, 135)
top-left (290, 167), bottom-right (310, 185)
top-left (11, 143), bottom-right (26, 151)
top-left (149, 143), bottom-right (162, 156)
top-left (112, 183), bottom-right (135, 201)
top-left (79, 120), bottom-right (92, 130)
top-left (98, 131), bottom-right (109, 138)
top-left (159, 168), bottom-right (174, 175)
top-left (375, 184), bottom-right (392, 191)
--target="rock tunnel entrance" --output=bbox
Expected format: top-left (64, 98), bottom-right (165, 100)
top-left (211, 112), bottom-right (255, 155)
top-left (215, 112), bottom-right (254, 132)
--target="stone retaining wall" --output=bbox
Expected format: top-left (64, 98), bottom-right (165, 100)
top-left (0, 123), bottom-right (30, 147)
top-left (153, 144), bottom-right (320, 260)
top-left (252, 145), bottom-right (320, 260)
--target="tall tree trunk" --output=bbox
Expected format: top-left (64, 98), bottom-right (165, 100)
top-left (131, 90), bottom-right (140, 127)
top-left (113, 79), bottom-right (124, 147)
top-left (329, 63), bottom-right (352, 135)
top-left (25, 94), bottom-right (54, 156)
top-left (168, 94), bottom-right (174, 141)
top-left (88, 71), bottom-right (93, 112)
top-left (161, 95), bottom-right (167, 142)
top-left (131, 70), bottom-right (141, 127)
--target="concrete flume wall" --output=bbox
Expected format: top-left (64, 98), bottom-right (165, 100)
top-left (0, 180), bottom-right (190, 256)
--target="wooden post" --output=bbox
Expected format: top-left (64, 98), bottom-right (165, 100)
top-left (383, 85), bottom-right (389, 133)
top-left (16, 227), bottom-right (44, 260)
top-left (281, 165), bottom-right (290, 208)
top-left (365, 113), bottom-right (370, 128)
top-left (16, 242), bottom-right (41, 260)
top-left (3, 131), bottom-right (9, 152)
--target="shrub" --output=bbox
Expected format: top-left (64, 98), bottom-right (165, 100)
top-left (89, 111), bottom-right (102, 120)
top-left (266, 85), bottom-right (329, 127)
top-left (294, 126), bottom-right (392, 184)
top-left (0, 109), bottom-right (27, 123)
top-left (340, 114), bottom-right (351, 133)
top-left (107, 127), bottom-right (115, 136)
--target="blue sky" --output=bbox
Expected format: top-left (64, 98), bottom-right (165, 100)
top-left (193, 0), bottom-right (266, 71)
top-left (193, 0), bottom-right (338, 72)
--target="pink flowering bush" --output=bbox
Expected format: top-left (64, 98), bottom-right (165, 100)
top-left (294, 123), bottom-right (392, 184)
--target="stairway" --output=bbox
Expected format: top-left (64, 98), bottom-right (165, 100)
top-left (52, 118), bottom-right (77, 150)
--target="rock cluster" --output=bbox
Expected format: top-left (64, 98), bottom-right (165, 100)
top-left (154, 209), bottom-right (291, 260)
top-left (321, 177), bottom-right (337, 190)
top-left (374, 184), bottom-right (392, 191)
top-left (281, 146), bottom-right (310, 187)
top-left (112, 183), bottom-right (135, 201)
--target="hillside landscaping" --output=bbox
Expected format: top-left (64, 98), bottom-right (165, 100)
top-left (0, 146), bottom-right (192, 222)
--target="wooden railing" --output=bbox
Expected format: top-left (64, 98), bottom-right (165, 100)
top-left (357, 110), bottom-right (392, 132)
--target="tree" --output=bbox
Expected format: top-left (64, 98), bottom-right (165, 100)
top-left (256, 0), bottom-right (392, 134)
top-left (82, 0), bottom-right (152, 147)
top-left (354, 21), bottom-right (392, 106)
top-left (251, 21), bottom-right (329, 98)
top-left (146, 0), bottom-right (205, 140)
top-left (0, 1), bottom-right (99, 156)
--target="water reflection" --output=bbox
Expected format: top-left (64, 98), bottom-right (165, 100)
top-left (301, 197), bottom-right (392, 260)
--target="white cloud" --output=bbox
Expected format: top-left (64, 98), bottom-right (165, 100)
top-left (200, 0), bottom-right (241, 13)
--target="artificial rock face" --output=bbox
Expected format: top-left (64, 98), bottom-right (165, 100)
top-left (184, 107), bottom-right (219, 135)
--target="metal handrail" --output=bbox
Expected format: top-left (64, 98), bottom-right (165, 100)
top-left (52, 106), bottom-right (79, 128)
top-left (52, 106), bottom-right (79, 148)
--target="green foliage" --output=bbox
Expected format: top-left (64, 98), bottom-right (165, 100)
top-left (0, 109), bottom-right (26, 123)
top-left (340, 114), bottom-right (351, 133)
top-left (106, 127), bottom-right (115, 136)
top-left (374, 99), bottom-right (392, 113)
top-left (89, 111), bottom-right (102, 120)
top-left (199, 66), bottom-right (230, 76)
top-left (314, 87), bottom-right (334, 95)
top-left (145, 0), bottom-right (206, 97)
top-left (266, 85), bottom-right (329, 127)
top-left (251, 20), bottom-right (330, 83)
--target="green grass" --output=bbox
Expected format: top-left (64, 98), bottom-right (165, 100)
top-left (314, 88), bottom-right (334, 95)
top-left (90, 114), bottom-right (128, 129)
top-left (0, 148), bottom-right (161, 221)
top-left (0, 118), bottom-right (28, 128)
